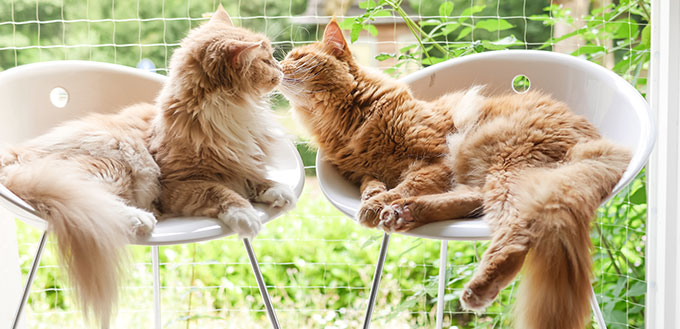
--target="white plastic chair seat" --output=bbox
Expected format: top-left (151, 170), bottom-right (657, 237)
top-left (317, 50), bottom-right (654, 240)
top-left (0, 60), bottom-right (305, 245)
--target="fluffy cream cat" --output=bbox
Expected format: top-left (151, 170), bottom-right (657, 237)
top-left (0, 6), bottom-right (295, 327)
top-left (148, 6), bottom-right (296, 237)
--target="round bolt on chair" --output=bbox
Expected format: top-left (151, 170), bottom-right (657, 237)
top-left (0, 61), bottom-right (304, 329)
top-left (316, 50), bottom-right (655, 329)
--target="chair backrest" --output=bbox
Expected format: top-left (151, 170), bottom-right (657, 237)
top-left (0, 61), bottom-right (165, 228)
top-left (402, 50), bottom-right (654, 197)
top-left (0, 61), bottom-right (164, 144)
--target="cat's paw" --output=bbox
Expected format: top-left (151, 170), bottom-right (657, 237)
top-left (256, 184), bottom-right (296, 211)
top-left (357, 198), bottom-right (383, 228)
top-left (361, 184), bottom-right (386, 201)
top-left (126, 208), bottom-right (157, 236)
top-left (378, 201), bottom-right (418, 232)
top-left (459, 280), bottom-right (500, 312)
top-left (357, 192), bottom-right (401, 228)
top-left (219, 206), bottom-right (262, 240)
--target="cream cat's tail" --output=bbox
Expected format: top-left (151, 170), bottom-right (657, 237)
top-left (1, 160), bottom-right (132, 326)
top-left (514, 139), bottom-right (631, 329)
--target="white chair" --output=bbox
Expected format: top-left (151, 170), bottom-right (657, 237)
top-left (316, 50), bottom-right (655, 329)
top-left (0, 61), bottom-right (305, 329)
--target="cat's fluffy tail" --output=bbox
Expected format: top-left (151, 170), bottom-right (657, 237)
top-left (513, 139), bottom-right (631, 329)
top-left (1, 160), bottom-right (132, 326)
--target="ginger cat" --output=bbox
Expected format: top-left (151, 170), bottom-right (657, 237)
top-left (279, 19), bottom-right (631, 329)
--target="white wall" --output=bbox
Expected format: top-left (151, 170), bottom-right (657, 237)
top-left (647, 0), bottom-right (680, 327)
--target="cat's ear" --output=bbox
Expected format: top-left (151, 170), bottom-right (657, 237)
top-left (323, 18), bottom-right (350, 57)
top-left (210, 4), bottom-right (233, 26)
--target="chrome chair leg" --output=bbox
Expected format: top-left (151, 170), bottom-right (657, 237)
top-left (12, 231), bottom-right (48, 329)
top-left (152, 246), bottom-right (162, 329)
top-left (362, 233), bottom-right (390, 329)
top-left (591, 286), bottom-right (607, 329)
top-left (243, 238), bottom-right (280, 329)
top-left (436, 240), bottom-right (448, 329)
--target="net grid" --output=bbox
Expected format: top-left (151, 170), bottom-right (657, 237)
top-left (2, 0), bottom-right (647, 328)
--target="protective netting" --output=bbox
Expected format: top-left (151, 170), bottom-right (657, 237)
top-left (4, 0), bottom-right (648, 328)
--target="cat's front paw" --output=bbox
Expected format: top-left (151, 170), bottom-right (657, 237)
top-left (357, 192), bottom-right (401, 228)
top-left (219, 206), bottom-right (262, 239)
top-left (378, 201), bottom-right (418, 232)
top-left (357, 198), bottom-right (383, 228)
top-left (460, 280), bottom-right (500, 312)
top-left (256, 184), bottom-right (296, 211)
top-left (126, 207), bottom-right (157, 236)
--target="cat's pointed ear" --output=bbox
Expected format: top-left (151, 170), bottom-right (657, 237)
top-left (211, 4), bottom-right (233, 26)
top-left (323, 18), bottom-right (350, 57)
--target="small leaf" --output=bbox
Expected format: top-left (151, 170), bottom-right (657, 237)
top-left (421, 56), bottom-right (446, 65)
top-left (473, 41), bottom-right (485, 53)
top-left (359, 0), bottom-right (377, 9)
top-left (641, 24), bottom-right (651, 47)
top-left (339, 18), bottom-right (355, 30)
top-left (475, 19), bottom-right (514, 32)
top-left (372, 9), bottom-right (392, 17)
top-left (483, 35), bottom-right (523, 49)
top-left (351, 22), bottom-right (363, 43)
top-left (420, 19), bottom-right (441, 27)
top-left (571, 45), bottom-right (606, 56)
top-left (627, 282), bottom-right (647, 297)
top-left (629, 186), bottom-right (646, 205)
top-left (439, 1), bottom-right (454, 18)
top-left (457, 26), bottom-right (472, 40)
top-left (365, 24), bottom-right (378, 36)
top-left (375, 53), bottom-right (395, 61)
top-left (459, 5), bottom-right (486, 23)
top-left (440, 22), bottom-right (461, 35)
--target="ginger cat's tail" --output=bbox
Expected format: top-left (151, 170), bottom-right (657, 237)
top-left (514, 139), bottom-right (631, 329)
top-left (1, 160), bottom-right (133, 326)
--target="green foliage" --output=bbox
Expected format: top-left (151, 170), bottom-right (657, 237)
top-left (530, 0), bottom-right (651, 91)
top-left (0, 0), bottom-right (308, 72)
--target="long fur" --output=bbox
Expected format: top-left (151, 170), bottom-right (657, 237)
top-left (512, 140), bottom-right (630, 329)
top-left (2, 161), bottom-right (131, 325)
top-left (148, 6), bottom-right (296, 238)
top-left (0, 104), bottom-right (160, 326)
top-left (280, 19), bottom-right (631, 329)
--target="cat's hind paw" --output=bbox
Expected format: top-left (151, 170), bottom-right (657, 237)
top-left (126, 207), bottom-right (157, 236)
top-left (219, 206), bottom-right (262, 240)
top-left (378, 202), bottom-right (417, 232)
top-left (459, 282), bottom-right (499, 312)
top-left (256, 184), bottom-right (296, 211)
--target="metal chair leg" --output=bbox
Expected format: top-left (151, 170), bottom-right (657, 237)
top-left (152, 246), bottom-right (162, 329)
top-left (590, 285), bottom-right (607, 329)
top-left (243, 238), bottom-right (280, 329)
top-left (436, 240), bottom-right (448, 329)
top-left (362, 233), bottom-right (390, 329)
top-left (12, 231), bottom-right (48, 329)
